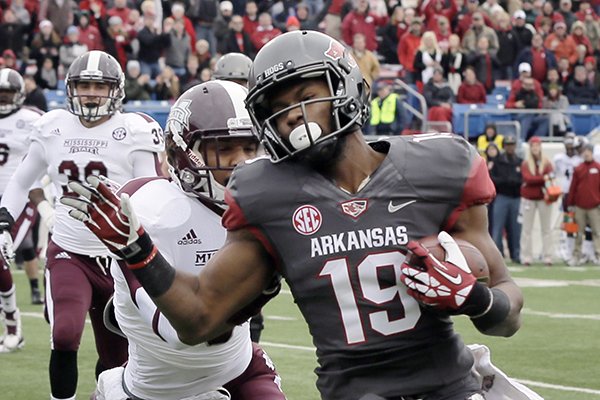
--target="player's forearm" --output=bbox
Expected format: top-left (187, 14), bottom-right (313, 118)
top-left (152, 270), bottom-right (233, 345)
top-left (473, 280), bottom-right (523, 337)
top-left (1, 177), bottom-right (35, 220)
top-left (128, 246), bottom-right (232, 345)
top-left (1, 142), bottom-right (47, 218)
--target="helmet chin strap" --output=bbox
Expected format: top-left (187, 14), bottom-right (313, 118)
top-left (208, 172), bottom-right (227, 208)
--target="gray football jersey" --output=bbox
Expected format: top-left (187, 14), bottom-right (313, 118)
top-left (224, 134), bottom-right (495, 399)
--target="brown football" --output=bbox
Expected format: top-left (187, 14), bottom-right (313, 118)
top-left (410, 235), bottom-right (490, 285)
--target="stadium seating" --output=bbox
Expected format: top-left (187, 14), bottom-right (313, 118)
top-left (452, 103), bottom-right (512, 138)
top-left (566, 105), bottom-right (600, 135)
top-left (123, 100), bottom-right (171, 128)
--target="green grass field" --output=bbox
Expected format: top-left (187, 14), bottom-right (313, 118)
top-left (1, 264), bottom-right (599, 399)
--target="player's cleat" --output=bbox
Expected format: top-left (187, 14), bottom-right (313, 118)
top-left (31, 289), bottom-right (44, 305)
top-left (2, 309), bottom-right (24, 351)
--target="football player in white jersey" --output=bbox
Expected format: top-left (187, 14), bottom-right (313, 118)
top-left (79, 80), bottom-right (285, 399)
top-left (213, 52), bottom-right (265, 344)
top-left (0, 51), bottom-right (164, 400)
top-left (0, 68), bottom-right (49, 353)
top-left (553, 133), bottom-right (583, 262)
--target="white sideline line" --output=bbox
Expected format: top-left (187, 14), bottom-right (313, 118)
top-left (523, 308), bottom-right (600, 321)
top-left (517, 379), bottom-right (600, 396)
top-left (260, 342), bottom-right (600, 396)
top-left (17, 313), bottom-right (600, 396)
top-left (261, 341), bottom-right (315, 352)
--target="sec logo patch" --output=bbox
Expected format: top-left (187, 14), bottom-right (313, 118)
top-left (292, 205), bottom-right (322, 235)
top-left (112, 127), bottom-right (127, 141)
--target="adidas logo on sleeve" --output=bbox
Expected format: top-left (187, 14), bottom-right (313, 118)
top-left (177, 229), bottom-right (202, 246)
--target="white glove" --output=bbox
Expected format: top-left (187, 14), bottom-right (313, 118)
top-left (60, 175), bottom-right (144, 256)
top-left (0, 230), bottom-right (15, 265)
top-left (37, 200), bottom-right (55, 232)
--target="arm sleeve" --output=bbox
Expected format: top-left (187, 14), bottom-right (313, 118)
top-left (130, 150), bottom-right (162, 178)
top-left (0, 141), bottom-right (48, 219)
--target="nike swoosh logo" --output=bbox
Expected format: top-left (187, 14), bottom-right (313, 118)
top-left (431, 259), bottom-right (463, 285)
top-left (388, 200), bottom-right (416, 213)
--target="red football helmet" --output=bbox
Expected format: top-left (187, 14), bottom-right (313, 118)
top-left (165, 80), bottom-right (258, 205)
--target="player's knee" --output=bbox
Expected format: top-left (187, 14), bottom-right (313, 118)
top-left (52, 323), bottom-right (83, 351)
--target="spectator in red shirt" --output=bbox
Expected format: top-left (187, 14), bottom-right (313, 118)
top-left (341, 0), bottom-right (388, 51)
top-left (422, 0), bottom-right (458, 32)
top-left (251, 13), bottom-right (282, 51)
top-left (544, 21), bottom-right (578, 66)
top-left (434, 16), bottom-right (452, 49)
top-left (77, 11), bottom-right (104, 51)
top-left (243, 0), bottom-right (259, 37)
top-left (567, 144), bottom-right (600, 265)
top-left (2, 50), bottom-right (19, 70)
top-left (514, 33), bottom-right (557, 82)
top-left (508, 74), bottom-right (549, 140)
top-left (584, 56), bottom-right (600, 93)
top-left (535, 1), bottom-right (565, 30)
top-left (575, 2), bottom-right (600, 21)
top-left (107, 0), bottom-right (132, 25)
top-left (520, 136), bottom-right (555, 265)
top-left (457, 66), bottom-right (487, 103)
top-left (507, 62), bottom-right (544, 108)
top-left (398, 19), bottom-right (423, 84)
top-left (570, 21), bottom-right (593, 55)
top-left (80, 0), bottom-right (107, 30)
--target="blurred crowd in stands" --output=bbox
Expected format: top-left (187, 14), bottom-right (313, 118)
top-left (2, 0), bottom-right (600, 136)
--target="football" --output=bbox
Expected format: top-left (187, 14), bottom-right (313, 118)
top-left (410, 234), bottom-right (490, 285)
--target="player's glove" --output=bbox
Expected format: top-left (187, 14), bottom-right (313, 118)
top-left (400, 231), bottom-right (491, 317)
top-left (60, 176), bottom-right (155, 266)
top-left (0, 207), bottom-right (15, 264)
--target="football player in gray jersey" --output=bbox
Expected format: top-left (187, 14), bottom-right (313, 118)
top-left (65, 32), bottom-right (525, 400)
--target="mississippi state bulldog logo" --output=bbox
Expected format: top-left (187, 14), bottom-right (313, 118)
top-left (167, 99), bottom-right (192, 147)
top-left (292, 205), bottom-right (322, 235)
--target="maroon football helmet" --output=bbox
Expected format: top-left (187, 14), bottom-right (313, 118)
top-left (0, 69), bottom-right (25, 116)
top-left (165, 80), bottom-right (257, 204)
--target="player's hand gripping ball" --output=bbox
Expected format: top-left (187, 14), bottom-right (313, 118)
top-left (401, 232), bottom-right (489, 312)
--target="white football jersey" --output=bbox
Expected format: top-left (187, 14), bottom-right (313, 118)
top-left (32, 109), bottom-right (164, 255)
top-left (553, 152), bottom-right (582, 193)
top-left (0, 107), bottom-right (43, 193)
top-left (112, 178), bottom-right (252, 400)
